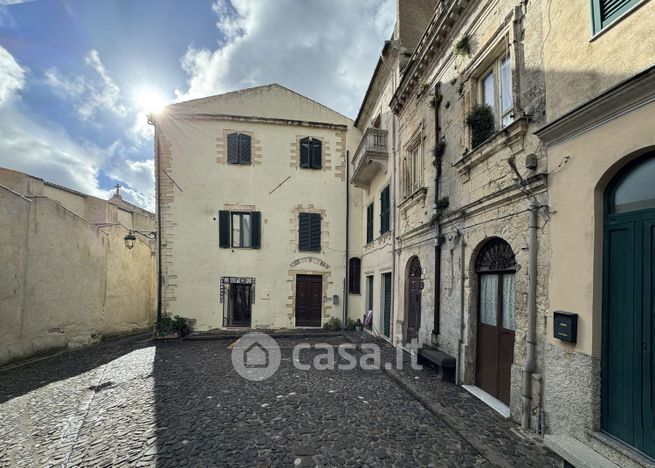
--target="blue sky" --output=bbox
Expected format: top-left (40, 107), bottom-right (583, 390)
top-left (0, 0), bottom-right (395, 210)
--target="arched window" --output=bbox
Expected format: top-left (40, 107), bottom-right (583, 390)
top-left (348, 257), bottom-right (361, 294)
top-left (607, 153), bottom-right (655, 214)
top-left (476, 238), bottom-right (516, 330)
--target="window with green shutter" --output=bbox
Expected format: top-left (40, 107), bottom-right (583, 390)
top-left (299, 212), bottom-right (321, 251)
top-left (380, 185), bottom-right (390, 234)
top-left (591, 0), bottom-right (642, 33)
top-left (227, 132), bottom-right (252, 165)
top-left (299, 137), bottom-right (322, 169)
top-left (218, 210), bottom-right (261, 249)
top-left (366, 202), bottom-right (374, 244)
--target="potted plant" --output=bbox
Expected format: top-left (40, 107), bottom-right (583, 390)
top-left (155, 315), bottom-right (191, 339)
top-left (354, 319), bottom-right (363, 333)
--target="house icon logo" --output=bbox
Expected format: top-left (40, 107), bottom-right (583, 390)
top-left (231, 332), bottom-right (281, 381)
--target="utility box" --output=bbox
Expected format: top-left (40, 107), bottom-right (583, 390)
top-left (554, 311), bottom-right (578, 343)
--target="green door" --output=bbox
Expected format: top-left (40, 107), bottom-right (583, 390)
top-left (603, 154), bottom-right (655, 458)
top-left (383, 273), bottom-right (392, 338)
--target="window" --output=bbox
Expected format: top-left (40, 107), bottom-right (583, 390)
top-left (348, 258), bottom-right (361, 294)
top-left (227, 133), bottom-right (252, 165)
top-left (218, 210), bottom-right (261, 249)
top-left (380, 185), bottom-right (390, 234)
top-left (592, 0), bottom-right (642, 34)
top-left (300, 137), bottom-right (322, 169)
top-left (299, 212), bottom-right (321, 251)
top-left (479, 53), bottom-right (514, 129)
top-left (405, 142), bottom-right (423, 197)
top-left (366, 202), bottom-right (374, 243)
top-left (366, 275), bottom-right (374, 312)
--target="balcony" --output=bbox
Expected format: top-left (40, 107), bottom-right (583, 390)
top-left (350, 128), bottom-right (389, 190)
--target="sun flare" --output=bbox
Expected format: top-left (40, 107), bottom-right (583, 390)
top-left (134, 86), bottom-right (168, 115)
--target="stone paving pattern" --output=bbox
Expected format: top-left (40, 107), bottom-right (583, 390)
top-left (0, 333), bottom-right (559, 467)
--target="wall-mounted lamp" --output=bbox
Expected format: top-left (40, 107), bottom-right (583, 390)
top-left (124, 230), bottom-right (156, 249)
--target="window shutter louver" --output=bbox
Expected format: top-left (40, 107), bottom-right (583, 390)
top-left (310, 213), bottom-right (321, 251)
top-left (300, 138), bottom-right (310, 168)
top-left (250, 211), bottom-right (261, 249)
top-left (227, 133), bottom-right (239, 164)
top-left (239, 134), bottom-right (252, 164)
top-left (380, 186), bottom-right (390, 234)
top-left (593, 0), bottom-right (639, 31)
top-left (311, 139), bottom-right (322, 169)
top-left (349, 258), bottom-right (361, 294)
top-left (366, 203), bottom-right (374, 243)
top-left (219, 210), bottom-right (230, 248)
top-left (299, 213), bottom-right (310, 251)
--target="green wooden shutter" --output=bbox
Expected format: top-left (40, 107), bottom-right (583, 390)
top-left (310, 213), bottom-right (321, 251)
top-left (299, 213), bottom-right (310, 250)
top-left (300, 137), bottom-right (310, 168)
top-left (592, 0), bottom-right (640, 33)
top-left (311, 139), bottom-right (322, 169)
top-left (366, 202), bottom-right (374, 243)
top-left (239, 134), bottom-right (251, 164)
top-left (380, 186), bottom-right (390, 234)
top-left (219, 210), bottom-right (230, 247)
top-left (383, 273), bottom-right (392, 337)
top-left (349, 258), bottom-right (361, 294)
top-left (250, 211), bottom-right (261, 249)
top-left (227, 133), bottom-right (239, 164)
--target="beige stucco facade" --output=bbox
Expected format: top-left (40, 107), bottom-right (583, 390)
top-left (536, 1), bottom-right (655, 464)
top-left (0, 168), bottom-right (156, 366)
top-left (155, 84), bottom-right (361, 331)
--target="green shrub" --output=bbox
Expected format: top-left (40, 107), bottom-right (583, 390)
top-left (156, 315), bottom-right (191, 336)
top-left (465, 104), bottom-right (495, 148)
top-left (323, 317), bottom-right (342, 331)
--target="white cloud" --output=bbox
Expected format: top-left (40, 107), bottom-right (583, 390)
top-left (176, 0), bottom-right (395, 118)
top-left (0, 45), bottom-right (25, 106)
top-left (46, 49), bottom-right (126, 120)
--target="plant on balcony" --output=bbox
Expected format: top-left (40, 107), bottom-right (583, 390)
top-left (466, 104), bottom-right (495, 149)
top-left (453, 34), bottom-right (471, 57)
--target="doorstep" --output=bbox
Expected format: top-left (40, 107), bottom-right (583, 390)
top-left (461, 385), bottom-right (510, 418)
top-left (545, 435), bottom-right (618, 468)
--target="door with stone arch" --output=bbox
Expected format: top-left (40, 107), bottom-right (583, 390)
top-left (475, 238), bottom-right (517, 405)
top-left (406, 256), bottom-right (422, 343)
top-left (602, 152), bottom-right (655, 458)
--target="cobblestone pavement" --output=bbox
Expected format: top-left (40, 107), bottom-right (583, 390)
top-left (0, 334), bottom-right (559, 467)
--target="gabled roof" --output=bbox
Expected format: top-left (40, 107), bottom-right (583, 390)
top-left (167, 83), bottom-right (353, 126)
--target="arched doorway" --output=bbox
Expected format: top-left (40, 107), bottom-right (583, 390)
top-left (406, 256), bottom-right (422, 343)
top-left (475, 238), bottom-right (516, 405)
top-left (602, 153), bottom-right (655, 458)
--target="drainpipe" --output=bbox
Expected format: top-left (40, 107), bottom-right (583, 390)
top-left (344, 149), bottom-right (350, 331)
top-left (522, 199), bottom-right (539, 429)
top-left (457, 230), bottom-right (466, 384)
top-left (390, 114), bottom-right (397, 344)
top-left (433, 83), bottom-right (442, 339)
top-left (150, 115), bottom-right (162, 326)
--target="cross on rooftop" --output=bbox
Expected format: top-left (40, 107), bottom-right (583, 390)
top-left (114, 183), bottom-right (121, 196)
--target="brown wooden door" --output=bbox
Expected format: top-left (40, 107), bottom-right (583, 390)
top-left (406, 257), bottom-right (422, 343)
top-left (295, 275), bottom-right (322, 327)
top-left (476, 272), bottom-right (515, 405)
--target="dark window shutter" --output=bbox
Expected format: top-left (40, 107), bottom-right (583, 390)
top-left (250, 211), bottom-right (261, 249)
top-left (380, 186), bottom-right (390, 234)
top-left (349, 258), bottom-right (361, 294)
top-left (366, 203), bottom-right (374, 243)
top-left (227, 133), bottom-right (239, 164)
top-left (310, 213), bottom-right (321, 251)
top-left (239, 134), bottom-right (251, 164)
top-left (299, 213), bottom-right (311, 250)
top-left (593, 0), bottom-right (639, 31)
top-left (219, 210), bottom-right (230, 248)
top-left (300, 137), bottom-right (310, 168)
top-left (311, 139), bottom-right (322, 169)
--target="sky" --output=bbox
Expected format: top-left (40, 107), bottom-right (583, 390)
top-left (0, 0), bottom-right (395, 210)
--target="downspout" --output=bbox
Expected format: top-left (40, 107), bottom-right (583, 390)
top-left (150, 115), bottom-right (163, 326)
top-left (433, 83), bottom-right (442, 338)
top-left (344, 149), bottom-right (350, 331)
top-left (457, 229), bottom-right (466, 384)
top-left (522, 199), bottom-right (539, 429)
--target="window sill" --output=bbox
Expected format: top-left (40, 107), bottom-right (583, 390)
top-left (453, 118), bottom-right (528, 177)
top-left (589, 0), bottom-right (648, 42)
top-left (399, 187), bottom-right (428, 209)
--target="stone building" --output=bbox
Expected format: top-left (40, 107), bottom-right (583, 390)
top-left (386, 0), bottom-right (550, 428)
top-left (535, 1), bottom-right (655, 465)
top-left (153, 85), bottom-right (361, 331)
top-left (349, 0), bottom-right (436, 340)
top-left (0, 167), bottom-right (156, 365)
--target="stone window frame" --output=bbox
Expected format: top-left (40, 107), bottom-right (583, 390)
top-left (216, 129), bottom-right (263, 166)
top-left (289, 205), bottom-right (329, 253)
top-left (402, 129), bottom-right (425, 200)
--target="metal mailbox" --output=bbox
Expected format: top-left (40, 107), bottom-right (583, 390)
top-left (554, 311), bottom-right (578, 343)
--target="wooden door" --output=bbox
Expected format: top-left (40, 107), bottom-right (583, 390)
top-left (383, 273), bottom-right (392, 338)
top-left (295, 275), bottom-right (322, 327)
top-left (406, 257), bottom-right (422, 343)
top-left (228, 284), bottom-right (251, 327)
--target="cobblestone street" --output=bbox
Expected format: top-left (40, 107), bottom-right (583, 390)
top-left (0, 334), bottom-right (559, 467)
